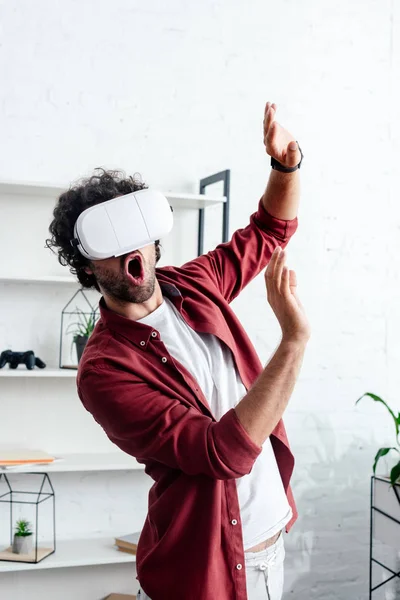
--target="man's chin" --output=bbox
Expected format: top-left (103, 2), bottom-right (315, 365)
top-left (110, 281), bottom-right (155, 305)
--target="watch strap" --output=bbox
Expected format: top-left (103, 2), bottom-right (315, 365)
top-left (271, 142), bottom-right (303, 173)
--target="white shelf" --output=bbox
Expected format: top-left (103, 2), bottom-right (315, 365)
top-left (0, 537), bottom-right (136, 572)
top-left (166, 192), bottom-right (226, 210)
top-left (0, 275), bottom-right (77, 284)
top-left (0, 180), bottom-right (226, 209)
top-left (0, 368), bottom-right (77, 378)
top-left (0, 452), bottom-right (144, 474)
top-left (0, 180), bottom-right (64, 197)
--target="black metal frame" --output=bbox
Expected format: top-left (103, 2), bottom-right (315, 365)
top-left (198, 169), bottom-right (230, 257)
top-left (369, 475), bottom-right (400, 597)
top-left (0, 472), bottom-right (56, 564)
top-left (59, 288), bottom-right (99, 369)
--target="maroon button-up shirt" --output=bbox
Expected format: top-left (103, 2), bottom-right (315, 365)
top-left (77, 199), bottom-right (298, 600)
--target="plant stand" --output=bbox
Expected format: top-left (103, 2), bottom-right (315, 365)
top-left (0, 472), bottom-right (56, 564)
top-left (369, 475), bottom-right (400, 598)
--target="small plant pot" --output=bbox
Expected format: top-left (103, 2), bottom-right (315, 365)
top-left (12, 534), bottom-right (33, 555)
top-left (75, 335), bottom-right (89, 363)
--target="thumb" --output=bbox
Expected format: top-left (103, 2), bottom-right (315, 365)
top-left (287, 141), bottom-right (300, 167)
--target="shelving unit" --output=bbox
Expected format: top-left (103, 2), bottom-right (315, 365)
top-left (0, 537), bottom-right (136, 572)
top-left (0, 172), bottom-right (229, 590)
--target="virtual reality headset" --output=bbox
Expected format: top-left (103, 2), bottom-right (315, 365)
top-left (71, 189), bottom-right (174, 261)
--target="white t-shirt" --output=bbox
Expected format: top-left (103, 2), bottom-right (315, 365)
top-left (138, 298), bottom-right (292, 549)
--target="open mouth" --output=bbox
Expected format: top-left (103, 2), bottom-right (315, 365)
top-left (125, 253), bottom-right (144, 282)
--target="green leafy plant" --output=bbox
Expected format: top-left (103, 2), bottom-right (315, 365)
top-left (356, 392), bottom-right (400, 486)
top-left (66, 308), bottom-right (97, 341)
top-left (14, 519), bottom-right (33, 537)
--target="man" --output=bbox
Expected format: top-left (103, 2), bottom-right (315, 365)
top-left (47, 102), bottom-right (310, 600)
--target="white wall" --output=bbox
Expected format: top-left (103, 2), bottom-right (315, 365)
top-left (1, 1), bottom-right (400, 598)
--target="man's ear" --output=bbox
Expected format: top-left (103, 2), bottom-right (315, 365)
top-left (84, 266), bottom-right (93, 275)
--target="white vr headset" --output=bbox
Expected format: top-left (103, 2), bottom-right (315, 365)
top-left (71, 189), bottom-right (174, 260)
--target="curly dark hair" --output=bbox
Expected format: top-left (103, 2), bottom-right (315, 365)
top-left (46, 169), bottom-right (161, 291)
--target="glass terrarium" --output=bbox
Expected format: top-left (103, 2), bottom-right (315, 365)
top-left (59, 288), bottom-right (99, 369)
top-left (0, 473), bottom-right (55, 564)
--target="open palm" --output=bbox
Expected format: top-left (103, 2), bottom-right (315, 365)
top-left (263, 102), bottom-right (301, 168)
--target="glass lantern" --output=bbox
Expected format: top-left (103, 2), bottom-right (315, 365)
top-left (59, 288), bottom-right (99, 369)
top-left (0, 472), bottom-right (55, 565)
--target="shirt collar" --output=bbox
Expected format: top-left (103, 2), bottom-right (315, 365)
top-left (98, 280), bottom-right (183, 349)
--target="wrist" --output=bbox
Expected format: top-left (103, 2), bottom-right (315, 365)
top-left (280, 334), bottom-right (309, 350)
top-left (271, 142), bottom-right (303, 173)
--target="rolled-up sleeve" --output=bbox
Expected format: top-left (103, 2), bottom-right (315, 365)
top-left (79, 368), bottom-right (262, 480)
top-left (179, 199), bottom-right (298, 303)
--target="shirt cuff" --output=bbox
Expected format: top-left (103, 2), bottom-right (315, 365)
top-left (253, 198), bottom-right (298, 242)
top-left (215, 408), bottom-right (262, 476)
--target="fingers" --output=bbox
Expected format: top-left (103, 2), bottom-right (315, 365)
top-left (265, 246), bottom-right (286, 291)
top-left (265, 108), bottom-right (276, 136)
top-left (265, 246), bottom-right (281, 282)
top-left (264, 102), bottom-right (277, 116)
top-left (264, 102), bottom-right (276, 139)
top-left (289, 269), bottom-right (297, 293)
top-left (266, 120), bottom-right (278, 140)
top-left (266, 249), bottom-right (300, 301)
top-left (281, 266), bottom-right (290, 297)
top-left (289, 269), bottom-right (304, 307)
top-left (288, 268), bottom-right (303, 309)
top-left (274, 247), bottom-right (286, 291)
top-left (265, 121), bottom-right (280, 156)
top-left (280, 268), bottom-right (298, 298)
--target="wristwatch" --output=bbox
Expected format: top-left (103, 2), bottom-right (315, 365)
top-left (271, 142), bottom-right (303, 173)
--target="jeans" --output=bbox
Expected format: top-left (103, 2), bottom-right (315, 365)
top-left (137, 533), bottom-right (285, 600)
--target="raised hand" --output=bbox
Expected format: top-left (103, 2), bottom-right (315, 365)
top-left (265, 246), bottom-right (310, 343)
top-left (263, 102), bottom-right (301, 169)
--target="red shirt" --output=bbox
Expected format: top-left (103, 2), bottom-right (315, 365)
top-left (77, 199), bottom-right (298, 600)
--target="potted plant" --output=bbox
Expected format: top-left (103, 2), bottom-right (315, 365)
top-left (12, 519), bottom-right (33, 555)
top-left (357, 393), bottom-right (400, 485)
top-left (66, 309), bottom-right (97, 363)
top-left (356, 393), bottom-right (400, 547)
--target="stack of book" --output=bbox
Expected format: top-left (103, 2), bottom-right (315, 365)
top-left (114, 532), bottom-right (141, 555)
top-left (0, 449), bottom-right (56, 470)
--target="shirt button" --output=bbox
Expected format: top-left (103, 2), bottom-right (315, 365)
top-left (236, 564), bottom-right (242, 570)
top-left (161, 357), bottom-right (167, 363)
top-left (231, 519), bottom-right (238, 525)
top-left (140, 341), bottom-right (145, 346)
top-left (151, 331), bottom-right (157, 338)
